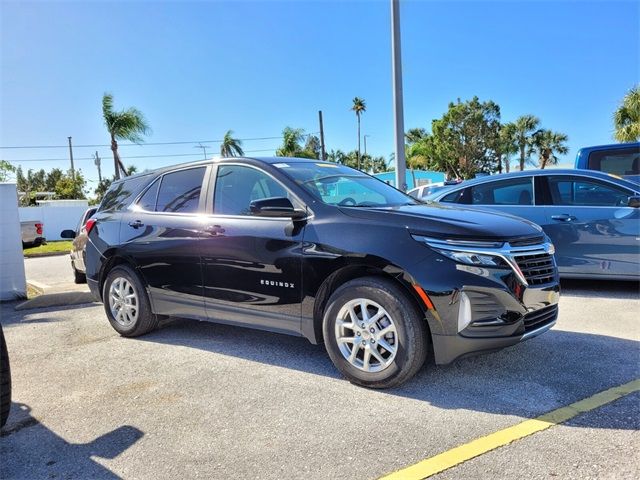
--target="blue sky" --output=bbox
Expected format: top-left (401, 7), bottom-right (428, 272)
top-left (1, 0), bottom-right (638, 189)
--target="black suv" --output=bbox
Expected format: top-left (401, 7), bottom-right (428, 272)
top-left (85, 157), bottom-right (560, 388)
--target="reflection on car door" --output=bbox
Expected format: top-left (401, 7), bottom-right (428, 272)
top-left (120, 166), bottom-right (209, 318)
top-left (201, 164), bottom-right (304, 336)
top-left (541, 174), bottom-right (640, 277)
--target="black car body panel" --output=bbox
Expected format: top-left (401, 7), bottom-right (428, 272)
top-left (84, 157), bottom-right (560, 365)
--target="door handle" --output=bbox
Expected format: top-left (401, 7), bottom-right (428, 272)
top-left (551, 214), bottom-right (576, 222)
top-left (203, 225), bottom-right (225, 236)
top-left (128, 220), bottom-right (144, 229)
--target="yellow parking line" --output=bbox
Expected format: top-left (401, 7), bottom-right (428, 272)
top-left (380, 379), bottom-right (640, 480)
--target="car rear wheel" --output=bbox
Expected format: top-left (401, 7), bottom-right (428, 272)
top-left (0, 324), bottom-right (11, 428)
top-left (322, 276), bottom-right (429, 389)
top-left (103, 265), bottom-right (158, 337)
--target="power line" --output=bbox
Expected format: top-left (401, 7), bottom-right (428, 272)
top-left (4, 148), bottom-right (280, 163)
top-left (0, 133), bottom-right (319, 150)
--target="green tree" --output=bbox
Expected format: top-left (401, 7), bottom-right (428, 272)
top-left (351, 97), bottom-right (367, 170)
top-left (512, 115), bottom-right (540, 171)
top-left (220, 130), bottom-right (244, 157)
top-left (45, 168), bottom-right (64, 192)
top-left (426, 97), bottom-right (502, 179)
top-left (496, 122), bottom-right (518, 173)
top-left (405, 128), bottom-right (427, 144)
top-left (0, 160), bottom-right (15, 182)
top-left (16, 167), bottom-right (47, 205)
top-left (532, 129), bottom-right (569, 169)
top-left (613, 86), bottom-right (640, 142)
top-left (54, 169), bottom-right (87, 199)
top-left (275, 127), bottom-right (317, 158)
top-left (102, 93), bottom-right (150, 180)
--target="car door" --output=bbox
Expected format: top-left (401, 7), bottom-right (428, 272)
top-left (119, 166), bottom-right (210, 318)
top-left (540, 174), bottom-right (640, 277)
top-left (201, 163), bottom-right (305, 335)
top-left (441, 176), bottom-right (549, 229)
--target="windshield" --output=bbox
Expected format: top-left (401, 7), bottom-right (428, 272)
top-left (275, 161), bottom-right (419, 207)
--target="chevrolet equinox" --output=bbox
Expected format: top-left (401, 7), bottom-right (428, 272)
top-left (85, 157), bottom-right (560, 388)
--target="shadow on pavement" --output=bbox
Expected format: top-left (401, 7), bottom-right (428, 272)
top-left (140, 317), bottom-right (640, 429)
top-left (1, 403), bottom-right (143, 479)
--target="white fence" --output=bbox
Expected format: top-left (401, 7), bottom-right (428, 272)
top-left (19, 199), bottom-right (90, 241)
top-left (0, 183), bottom-right (27, 300)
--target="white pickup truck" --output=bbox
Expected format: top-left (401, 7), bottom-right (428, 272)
top-left (21, 220), bottom-right (45, 248)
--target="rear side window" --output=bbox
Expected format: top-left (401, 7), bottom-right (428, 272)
top-left (138, 179), bottom-right (160, 211)
top-left (469, 178), bottom-right (533, 205)
top-left (156, 167), bottom-right (206, 213)
top-left (441, 188), bottom-right (467, 204)
top-left (587, 147), bottom-right (640, 176)
top-left (99, 175), bottom-right (153, 212)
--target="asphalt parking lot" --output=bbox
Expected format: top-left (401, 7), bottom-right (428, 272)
top-left (1, 256), bottom-right (639, 479)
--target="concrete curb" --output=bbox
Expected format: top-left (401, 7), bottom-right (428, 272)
top-left (23, 251), bottom-right (70, 258)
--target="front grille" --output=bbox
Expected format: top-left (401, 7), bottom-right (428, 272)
top-left (509, 235), bottom-right (545, 247)
top-left (523, 304), bottom-right (558, 332)
top-left (514, 252), bottom-right (556, 285)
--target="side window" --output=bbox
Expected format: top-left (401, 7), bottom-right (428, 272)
top-left (214, 165), bottom-right (291, 216)
top-left (138, 179), bottom-right (160, 211)
top-left (469, 178), bottom-right (533, 205)
top-left (441, 188), bottom-right (467, 204)
top-left (548, 176), bottom-right (631, 207)
top-left (156, 167), bottom-right (206, 213)
top-left (587, 147), bottom-right (640, 176)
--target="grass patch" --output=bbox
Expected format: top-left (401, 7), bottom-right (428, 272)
top-left (23, 240), bottom-right (73, 257)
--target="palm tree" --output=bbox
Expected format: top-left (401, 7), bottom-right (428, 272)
top-left (102, 93), bottom-right (150, 180)
top-left (405, 128), bottom-right (427, 144)
top-left (275, 127), bottom-right (306, 157)
top-left (351, 97), bottom-right (367, 170)
top-left (532, 129), bottom-right (569, 169)
top-left (512, 115), bottom-right (540, 171)
top-left (613, 86), bottom-right (640, 142)
top-left (220, 130), bottom-right (244, 157)
top-left (497, 122), bottom-right (518, 173)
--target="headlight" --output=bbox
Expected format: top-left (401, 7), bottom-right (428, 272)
top-left (412, 235), bottom-right (508, 267)
top-left (433, 249), bottom-right (504, 266)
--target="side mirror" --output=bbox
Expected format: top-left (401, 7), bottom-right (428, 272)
top-left (60, 229), bottom-right (76, 239)
top-left (628, 195), bottom-right (640, 208)
top-left (249, 197), bottom-right (306, 219)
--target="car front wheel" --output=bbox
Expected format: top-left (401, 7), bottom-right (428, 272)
top-left (322, 276), bottom-right (429, 389)
top-left (103, 265), bottom-right (158, 337)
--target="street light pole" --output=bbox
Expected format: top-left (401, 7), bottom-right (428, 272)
top-left (391, 0), bottom-right (407, 191)
top-left (364, 135), bottom-right (370, 156)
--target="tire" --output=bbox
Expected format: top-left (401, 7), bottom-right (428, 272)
top-left (322, 276), bottom-right (429, 389)
top-left (1, 324), bottom-right (11, 428)
top-left (103, 265), bottom-right (158, 337)
top-left (73, 265), bottom-right (87, 284)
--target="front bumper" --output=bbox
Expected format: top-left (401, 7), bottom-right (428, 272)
top-left (412, 252), bottom-right (560, 365)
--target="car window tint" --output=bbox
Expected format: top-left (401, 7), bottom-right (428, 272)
top-left (138, 179), bottom-right (160, 211)
top-left (470, 178), bottom-right (533, 205)
top-left (214, 165), bottom-right (291, 216)
top-left (441, 189), bottom-right (465, 203)
top-left (548, 176), bottom-right (631, 206)
top-left (156, 167), bottom-right (205, 213)
top-left (587, 147), bottom-right (640, 176)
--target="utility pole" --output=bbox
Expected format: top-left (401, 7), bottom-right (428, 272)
top-left (67, 137), bottom-right (76, 182)
top-left (391, 0), bottom-right (407, 191)
top-left (94, 151), bottom-right (102, 183)
top-left (67, 136), bottom-right (78, 197)
top-left (196, 143), bottom-right (208, 160)
top-left (318, 110), bottom-right (326, 161)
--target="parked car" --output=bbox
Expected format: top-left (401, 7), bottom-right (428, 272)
top-left (425, 169), bottom-right (640, 280)
top-left (1, 323), bottom-right (10, 428)
top-left (575, 142), bottom-right (640, 183)
top-left (82, 157), bottom-right (559, 388)
top-left (21, 220), bottom-right (44, 248)
top-left (60, 207), bottom-right (97, 283)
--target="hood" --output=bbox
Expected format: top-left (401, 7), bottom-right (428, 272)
top-left (340, 203), bottom-right (544, 242)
